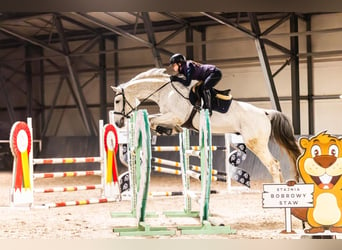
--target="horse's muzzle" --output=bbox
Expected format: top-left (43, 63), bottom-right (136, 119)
top-left (115, 117), bottom-right (125, 128)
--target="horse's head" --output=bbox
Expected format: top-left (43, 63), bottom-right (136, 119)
top-left (111, 86), bottom-right (139, 128)
top-left (111, 68), bottom-right (171, 128)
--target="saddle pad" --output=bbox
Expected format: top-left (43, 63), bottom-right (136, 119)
top-left (216, 93), bottom-right (232, 101)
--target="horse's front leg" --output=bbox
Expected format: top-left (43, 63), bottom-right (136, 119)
top-left (150, 113), bottom-right (183, 135)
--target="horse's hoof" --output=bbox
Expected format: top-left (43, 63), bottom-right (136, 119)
top-left (174, 125), bottom-right (183, 133)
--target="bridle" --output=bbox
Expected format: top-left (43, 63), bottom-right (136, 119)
top-left (113, 81), bottom-right (172, 118)
top-left (113, 88), bottom-right (135, 118)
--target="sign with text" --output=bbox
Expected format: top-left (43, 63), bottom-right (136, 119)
top-left (262, 184), bottom-right (314, 208)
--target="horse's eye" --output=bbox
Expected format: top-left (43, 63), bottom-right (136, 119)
top-left (115, 100), bottom-right (120, 104)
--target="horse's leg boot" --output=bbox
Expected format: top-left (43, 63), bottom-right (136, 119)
top-left (156, 125), bottom-right (172, 135)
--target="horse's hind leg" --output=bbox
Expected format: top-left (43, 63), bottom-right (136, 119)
top-left (245, 137), bottom-right (284, 183)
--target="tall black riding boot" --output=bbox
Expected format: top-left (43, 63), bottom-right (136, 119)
top-left (203, 89), bottom-right (212, 115)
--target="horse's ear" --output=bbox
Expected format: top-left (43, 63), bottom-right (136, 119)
top-left (111, 86), bottom-right (120, 93)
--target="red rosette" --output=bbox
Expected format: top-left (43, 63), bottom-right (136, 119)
top-left (10, 121), bottom-right (31, 156)
top-left (103, 124), bottom-right (118, 154)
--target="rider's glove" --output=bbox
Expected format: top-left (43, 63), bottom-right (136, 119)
top-left (170, 75), bottom-right (178, 82)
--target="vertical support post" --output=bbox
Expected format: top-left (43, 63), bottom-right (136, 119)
top-left (306, 15), bottom-right (314, 134)
top-left (284, 208), bottom-right (293, 233)
top-left (38, 46), bottom-right (45, 137)
top-left (99, 119), bottom-right (105, 195)
top-left (0, 75), bottom-right (16, 123)
top-left (25, 46), bottom-right (33, 118)
top-left (27, 117), bottom-right (34, 201)
top-left (179, 129), bottom-right (192, 214)
top-left (186, 27), bottom-right (194, 60)
top-left (224, 133), bottom-right (232, 192)
top-left (201, 28), bottom-right (207, 62)
top-left (290, 13), bottom-right (301, 134)
top-left (113, 36), bottom-right (119, 87)
top-left (129, 113), bottom-right (137, 214)
top-left (99, 37), bottom-right (107, 123)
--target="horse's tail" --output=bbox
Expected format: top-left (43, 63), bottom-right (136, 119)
top-left (267, 110), bottom-right (302, 181)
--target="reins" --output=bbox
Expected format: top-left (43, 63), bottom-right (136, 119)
top-left (170, 82), bottom-right (189, 100)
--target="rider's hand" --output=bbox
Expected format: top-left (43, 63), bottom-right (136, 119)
top-left (170, 75), bottom-right (178, 82)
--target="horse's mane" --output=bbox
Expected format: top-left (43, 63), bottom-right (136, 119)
top-left (131, 68), bottom-right (169, 81)
top-left (119, 68), bottom-right (170, 89)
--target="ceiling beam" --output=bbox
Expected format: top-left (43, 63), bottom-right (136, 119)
top-left (249, 12), bottom-right (281, 112)
top-left (0, 75), bottom-right (16, 123)
top-left (201, 12), bottom-right (255, 38)
top-left (0, 26), bottom-right (64, 55)
top-left (141, 12), bottom-right (163, 67)
top-left (73, 12), bottom-right (153, 48)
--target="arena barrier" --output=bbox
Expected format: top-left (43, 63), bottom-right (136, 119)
top-left (112, 109), bottom-right (235, 236)
top-left (9, 118), bottom-right (120, 208)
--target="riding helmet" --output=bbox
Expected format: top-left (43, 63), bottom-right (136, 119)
top-left (169, 53), bottom-right (186, 65)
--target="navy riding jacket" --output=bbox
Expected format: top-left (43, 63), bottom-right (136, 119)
top-left (173, 61), bottom-right (218, 87)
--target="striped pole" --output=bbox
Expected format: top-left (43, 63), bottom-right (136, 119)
top-left (148, 190), bottom-right (218, 197)
top-left (185, 170), bottom-right (226, 182)
top-left (43, 197), bottom-right (118, 208)
top-left (152, 166), bottom-right (182, 175)
top-left (33, 157), bottom-right (102, 165)
top-left (33, 170), bottom-right (102, 179)
top-left (34, 184), bottom-right (103, 193)
top-left (151, 157), bottom-right (226, 177)
top-left (152, 145), bottom-right (226, 152)
top-left (151, 157), bottom-right (181, 167)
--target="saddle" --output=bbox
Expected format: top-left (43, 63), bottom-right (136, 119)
top-left (189, 81), bottom-right (233, 114)
top-left (157, 81), bottom-right (233, 135)
top-left (180, 82), bottom-right (233, 132)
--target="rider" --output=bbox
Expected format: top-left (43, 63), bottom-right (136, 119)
top-left (169, 53), bottom-right (222, 115)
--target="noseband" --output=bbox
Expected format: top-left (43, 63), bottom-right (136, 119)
top-left (113, 88), bottom-right (136, 118)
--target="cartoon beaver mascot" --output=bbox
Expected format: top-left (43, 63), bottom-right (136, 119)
top-left (293, 131), bottom-right (342, 233)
